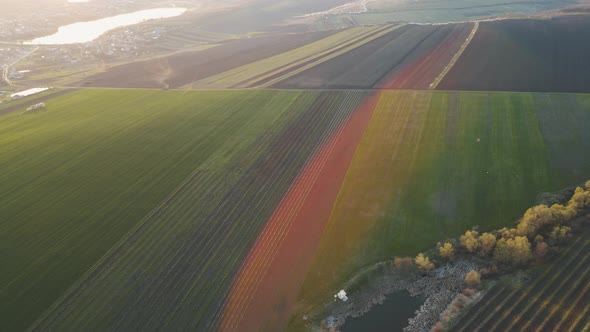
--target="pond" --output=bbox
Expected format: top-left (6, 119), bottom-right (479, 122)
top-left (25, 8), bottom-right (187, 45)
top-left (341, 291), bottom-right (424, 332)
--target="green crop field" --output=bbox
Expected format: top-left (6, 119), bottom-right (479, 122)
top-left (3, 89), bottom-right (590, 331)
top-left (0, 88), bottom-right (355, 331)
top-left (296, 90), bottom-right (590, 314)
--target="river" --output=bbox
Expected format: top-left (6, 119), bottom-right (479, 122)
top-left (25, 8), bottom-right (187, 45)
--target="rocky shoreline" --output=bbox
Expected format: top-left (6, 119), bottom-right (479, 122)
top-left (321, 260), bottom-right (481, 332)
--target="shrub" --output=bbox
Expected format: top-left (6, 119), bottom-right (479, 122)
top-left (439, 242), bottom-right (455, 259)
top-left (415, 253), bottom-right (435, 272)
top-left (460, 230), bottom-right (479, 253)
top-left (550, 225), bottom-right (572, 244)
top-left (494, 236), bottom-right (532, 266)
top-left (463, 288), bottom-right (476, 297)
top-left (478, 232), bottom-right (497, 256)
top-left (568, 187), bottom-right (590, 211)
top-left (534, 241), bottom-right (548, 260)
top-left (465, 270), bottom-right (481, 286)
top-left (393, 257), bottom-right (414, 270)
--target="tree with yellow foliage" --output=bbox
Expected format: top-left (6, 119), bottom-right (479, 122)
top-left (517, 205), bottom-right (555, 236)
top-left (498, 227), bottom-right (517, 239)
top-left (478, 232), bottom-right (497, 256)
top-left (439, 242), bottom-right (455, 260)
top-left (415, 253), bottom-right (435, 272)
top-left (568, 186), bottom-right (590, 211)
top-left (493, 236), bottom-right (532, 265)
top-left (460, 230), bottom-right (479, 253)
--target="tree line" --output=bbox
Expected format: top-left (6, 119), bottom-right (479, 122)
top-left (412, 180), bottom-right (590, 280)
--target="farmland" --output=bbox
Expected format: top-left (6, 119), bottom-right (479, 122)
top-left (3, 88), bottom-right (590, 331)
top-left (73, 30), bottom-right (335, 89)
top-left (0, 89), bottom-right (371, 331)
top-left (4, 89), bottom-right (369, 331)
top-left (292, 90), bottom-right (590, 325)
top-left (189, 25), bottom-right (404, 88)
top-left (76, 22), bottom-right (473, 90)
top-left (438, 15), bottom-right (590, 93)
top-left (196, 23), bottom-right (474, 90)
top-left (294, 0), bottom-right (575, 27)
top-left (219, 93), bottom-right (380, 332)
top-left (274, 23), bottom-right (473, 90)
top-left (4, 5), bottom-right (590, 331)
top-left (453, 231), bottom-right (590, 331)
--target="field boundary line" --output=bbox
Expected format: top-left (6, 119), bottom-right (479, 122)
top-left (429, 21), bottom-right (479, 90)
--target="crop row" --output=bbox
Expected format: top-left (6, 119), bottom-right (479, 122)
top-left (381, 23), bottom-right (474, 89)
top-left (240, 25), bottom-right (403, 88)
top-left (30, 91), bottom-right (317, 330)
top-left (274, 23), bottom-right (468, 89)
top-left (474, 238), bottom-right (587, 331)
top-left (454, 236), bottom-right (590, 331)
top-left (2, 89), bottom-right (306, 331)
top-left (218, 91), bottom-right (369, 331)
top-left (199, 24), bottom-right (401, 88)
top-left (29, 91), bottom-right (367, 331)
top-left (511, 245), bottom-right (590, 330)
top-left (486, 240), bottom-right (590, 331)
top-left (23, 90), bottom-right (306, 331)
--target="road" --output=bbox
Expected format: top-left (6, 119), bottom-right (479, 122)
top-left (2, 46), bottom-right (39, 87)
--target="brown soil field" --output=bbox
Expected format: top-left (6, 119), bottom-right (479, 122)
top-left (438, 15), bottom-right (590, 93)
top-left (379, 23), bottom-right (473, 89)
top-left (273, 23), bottom-right (470, 90)
top-left (218, 93), bottom-right (381, 332)
top-left (74, 31), bottom-right (335, 89)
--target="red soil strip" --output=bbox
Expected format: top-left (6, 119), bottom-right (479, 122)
top-left (380, 24), bottom-right (473, 90)
top-left (218, 93), bottom-right (381, 332)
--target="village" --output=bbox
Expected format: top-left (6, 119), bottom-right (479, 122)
top-left (0, 0), bottom-right (182, 94)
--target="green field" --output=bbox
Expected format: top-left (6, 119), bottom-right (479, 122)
top-left (3, 89), bottom-right (590, 331)
top-left (296, 91), bottom-right (590, 313)
top-left (0, 88), bottom-right (337, 331)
